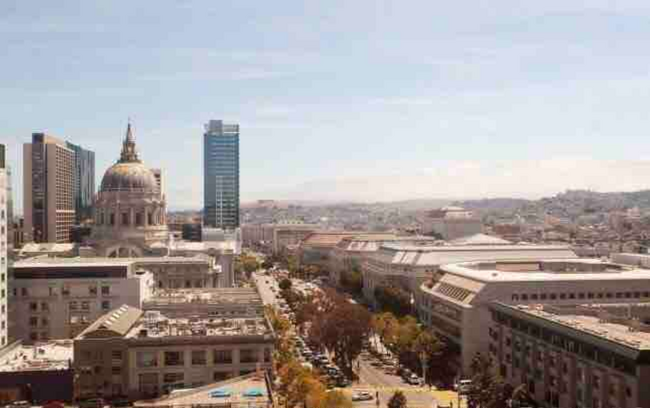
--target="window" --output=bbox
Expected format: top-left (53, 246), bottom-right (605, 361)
top-left (112, 366), bottom-right (122, 375)
top-left (89, 286), bottom-right (97, 296)
top-left (240, 349), bottom-right (257, 363)
top-left (109, 213), bottom-right (115, 226)
top-left (69, 301), bottom-right (78, 310)
top-left (540, 293), bottom-right (547, 300)
top-left (121, 212), bottom-right (129, 226)
top-left (29, 302), bottom-right (37, 312)
top-left (163, 372), bottom-right (184, 383)
top-left (101, 286), bottom-right (110, 295)
top-left (192, 350), bottom-right (206, 365)
top-left (21, 288), bottom-right (28, 296)
top-left (112, 350), bottom-right (123, 361)
top-left (30, 332), bottom-right (38, 341)
top-left (62, 285), bottom-right (70, 296)
top-left (41, 302), bottom-right (49, 312)
top-left (264, 348), bottom-right (271, 363)
top-left (137, 351), bottom-right (158, 367)
top-left (521, 294), bottom-right (528, 301)
top-left (214, 350), bottom-right (232, 364)
top-left (164, 351), bottom-right (184, 366)
top-left (29, 317), bottom-right (38, 327)
top-left (135, 213), bottom-right (143, 226)
top-left (81, 301), bottom-right (90, 310)
top-left (550, 293), bottom-right (557, 300)
top-left (41, 317), bottom-right (49, 327)
top-left (48, 287), bottom-right (56, 296)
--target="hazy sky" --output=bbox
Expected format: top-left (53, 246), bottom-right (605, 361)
top-left (3, 1), bottom-right (650, 209)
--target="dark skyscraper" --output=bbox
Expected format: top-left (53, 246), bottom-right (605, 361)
top-left (66, 142), bottom-right (95, 223)
top-left (203, 120), bottom-right (240, 230)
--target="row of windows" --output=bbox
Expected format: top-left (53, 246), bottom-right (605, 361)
top-left (512, 291), bottom-right (650, 302)
top-left (136, 348), bottom-right (271, 367)
top-left (18, 284), bottom-right (111, 298)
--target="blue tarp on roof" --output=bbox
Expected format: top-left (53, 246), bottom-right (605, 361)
top-left (210, 388), bottom-right (232, 398)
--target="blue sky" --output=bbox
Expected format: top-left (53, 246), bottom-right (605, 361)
top-left (3, 1), bottom-right (650, 209)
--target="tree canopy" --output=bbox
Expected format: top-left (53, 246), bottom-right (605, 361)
top-left (388, 391), bottom-right (408, 408)
top-left (374, 283), bottom-right (412, 317)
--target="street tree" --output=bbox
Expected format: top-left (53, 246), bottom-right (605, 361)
top-left (387, 391), bottom-right (408, 408)
top-left (279, 278), bottom-right (292, 291)
top-left (374, 284), bottom-right (412, 316)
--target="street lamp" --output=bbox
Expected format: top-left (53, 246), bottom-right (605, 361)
top-left (419, 351), bottom-right (427, 387)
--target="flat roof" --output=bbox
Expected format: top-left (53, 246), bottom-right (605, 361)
top-left (145, 288), bottom-right (263, 306)
top-left (14, 258), bottom-right (134, 268)
top-left (134, 373), bottom-right (271, 407)
top-left (440, 259), bottom-right (650, 283)
top-left (0, 341), bottom-right (73, 372)
top-left (493, 303), bottom-right (650, 351)
top-left (125, 312), bottom-right (272, 339)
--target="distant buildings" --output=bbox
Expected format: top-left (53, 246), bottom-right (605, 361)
top-left (23, 134), bottom-right (76, 243)
top-left (0, 144), bottom-right (12, 347)
top-left (204, 120), bottom-right (240, 230)
top-left (420, 206), bottom-right (483, 240)
top-left (298, 231), bottom-right (390, 269)
top-left (65, 141), bottom-right (95, 224)
top-left (241, 222), bottom-right (320, 254)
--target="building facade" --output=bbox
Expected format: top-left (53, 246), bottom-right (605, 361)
top-left (489, 302), bottom-right (650, 408)
top-left (23, 133), bottom-right (76, 243)
top-left (66, 141), bottom-right (95, 224)
top-left (418, 259), bottom-right (650, 374)
top-left (419, 206), bottom-right (483, 240)
top-left (90, 123), bottom-right (169, 257)
top-left (0, 145), bottom-right (12, 347)
top-left (203, 120), bottom-right (240, 230)
top-left (74, 299), bottom-right (275, 400)
top-left (11, 258), bottom-right (154, 341)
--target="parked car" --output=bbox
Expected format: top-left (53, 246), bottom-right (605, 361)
top-left (79, 398), bottom-right (107, 408)
top-left (9, 402), bottom-right (30, 408)
top-left (455, 379), bottom-right (472, 394)
top-left (407, 374), bottom-right (422, 386)
top-left (352, 391), bottom-right (373, 401)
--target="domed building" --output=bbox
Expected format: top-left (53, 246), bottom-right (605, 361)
top-left (90, 123), bottom-right (169, 257)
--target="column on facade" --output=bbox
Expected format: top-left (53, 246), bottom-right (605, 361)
top-left (144, 207), bottom-right (149, 227)
top-left (129, 207), bottom-right (135, 228)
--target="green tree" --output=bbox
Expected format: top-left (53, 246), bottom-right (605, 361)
top-left (387, 391), bottom-right (408, 408)
top-left (374, 284), bottom-right (412, 317)
top-left (340, 269), bottom-right (363, 295)
top-left (319, 390), bottom-right (353, 408)
top-left (279, 278), bottom-right (292, 291)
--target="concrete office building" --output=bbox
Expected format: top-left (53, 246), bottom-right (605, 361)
top-left (74, 297), bottom-right (275, 400)
top-left (418, 259), bottom-right (650, 374)
top-left (11, 258), bottom-right (154, 341)
top-left (204, 120), bottom-right (240, 230)
top-left (489, 302), bottom-right (650, 408)
top-left (65, 141), bottom-right (95, 224)
top-left (363, 242), bottom-right (576, 306)
top-left (23, 133), bottom-right (76, 243)
top-left (0, 145), bottom-right (12, 347)
top-left (298, 231), bottom-right (390, 269)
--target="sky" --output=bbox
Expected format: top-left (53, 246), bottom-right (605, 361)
top-left (3, 1), bottom-right (650, 209)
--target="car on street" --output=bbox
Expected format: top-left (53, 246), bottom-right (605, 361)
top-left (407, 374), bottom-right (422, 386)
top-left (351, 391), bottom-right (373, 401)
top-left (455, 379), bottom-right (472, 393)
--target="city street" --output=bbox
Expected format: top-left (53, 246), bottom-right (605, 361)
top-left (252, 271), bottom-right (280, 306)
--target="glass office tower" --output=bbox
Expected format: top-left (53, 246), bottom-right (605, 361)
top-left (0, 144), bottom-right (12, 346)
top-left (66, 142), bottom-right (95, 224)
top-left (203, 120), bottom-right (240, 229)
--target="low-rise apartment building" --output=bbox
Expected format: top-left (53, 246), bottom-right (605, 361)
top-left (74, 290), bottom-right (275, 400)
top-left (489, 302), bottom-right (650, 408)
top-left (11, 258), bottom-right (154, 341)
top-left (418, 259), bottom-right (650, 374)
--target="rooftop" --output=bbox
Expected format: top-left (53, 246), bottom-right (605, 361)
top-left (14, 257), bottom-right (135, 268)
top-left (0, 340), bottom-right (73, 372)
top-left (441, 259), bottom-right (650, 283)
top-left (19, 243), bottom-right (76, 254)
top-left (125, 311), bottom-right (272, 339)
top-left (301, 231), bottom-right (397, 247)
top-left (145, 288), bottom-right (263, 307)
top-left (493, 302), bottom-right (650, 351)
top-left (134, 373), bottom-right (271, 407)
top-left (449, 233), bottom-right (512, 246)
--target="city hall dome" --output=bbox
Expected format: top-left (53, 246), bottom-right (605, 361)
top-left (99, 122), bottom-right (157, 193)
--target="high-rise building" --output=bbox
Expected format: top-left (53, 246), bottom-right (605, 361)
top-left (23, 133), bottom-right (76, 243)
top-left (203, 120), bottom-right (240, 230)
top-left (0, 144), bottom-right (13, 347)
top-left (66, 142), bottom-right (95, 224)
